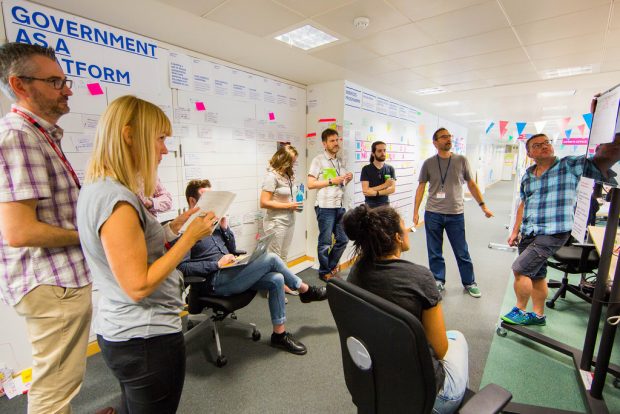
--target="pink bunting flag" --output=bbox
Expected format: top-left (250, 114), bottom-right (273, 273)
top-left (559, 117), bottom-right (571, 132)
top-left (499, 121), bottom-right (509, 139)
top-left (577, 124), bottom-right (585, 137)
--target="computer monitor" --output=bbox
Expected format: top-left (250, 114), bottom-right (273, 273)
top-left (584, 83), bottom-right (620, 187)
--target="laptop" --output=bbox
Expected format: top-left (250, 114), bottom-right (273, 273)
top-left (221, 232), bottom-right (275, 268)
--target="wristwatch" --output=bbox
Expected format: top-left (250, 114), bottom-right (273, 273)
top-left (376, 190), bottom-right (380, 197)
top-left (328, 178), bottom-right (333, 186)
top-left (479, 201), bottom-right (485, 206)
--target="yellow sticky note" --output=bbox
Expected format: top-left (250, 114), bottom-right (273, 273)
top-left (21, 368), bottom-right (32, 384)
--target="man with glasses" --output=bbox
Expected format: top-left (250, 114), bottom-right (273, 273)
top-left (413, 127), bottom-right (492, 298)
top-left (503, 131), bottom-right (619, 326)
top-left (0, 43), bottom-right (107, 414)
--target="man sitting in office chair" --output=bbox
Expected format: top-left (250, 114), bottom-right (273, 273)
top-left (177, 179), bottom-right (327, 355)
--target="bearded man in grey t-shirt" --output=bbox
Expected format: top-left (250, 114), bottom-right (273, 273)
top-left (413, 128), bottom-right (493, 298)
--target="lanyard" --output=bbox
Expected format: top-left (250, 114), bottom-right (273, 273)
top-left (12, 108), bottom-right (81, 189)
top-left (436, 155), bottom-right (451, 189)
top-left (328, 157), bottom-right (341, 176)
top-left (286, 174), bottom-right (294, 200)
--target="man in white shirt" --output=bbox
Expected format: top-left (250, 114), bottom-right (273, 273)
top-left (308, 128), bottom-right (353, 282)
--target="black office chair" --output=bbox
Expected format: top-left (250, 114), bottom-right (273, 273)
top-left (546, 240), bottom-right (600, 309)
top-left (327, 278), bottom-right (512, 414)
top-left (183, 275), bottom-right (261, 367)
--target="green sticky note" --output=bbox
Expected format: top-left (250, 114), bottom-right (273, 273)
top-left (323, 168), bottom-right (337, 180)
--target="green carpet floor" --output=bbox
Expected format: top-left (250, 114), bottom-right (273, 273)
top-left (481, 269), bottom-right (620, 413)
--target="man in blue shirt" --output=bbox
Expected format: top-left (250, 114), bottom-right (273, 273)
top-left (503, 133), bottom-right (619, 326)
top-left (360, 141), bottom-right (396, 208)
top-left (177, 179), bottom-right (327, 355)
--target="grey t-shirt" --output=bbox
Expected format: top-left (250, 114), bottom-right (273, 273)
top-left (77, 178), bottom-right (184, 341)
top-left (261, 168), bottom-right (295, 223)
top-left (419, 153), bottom-right (472, 214)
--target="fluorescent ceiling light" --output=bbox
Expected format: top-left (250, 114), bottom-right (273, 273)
top-left (542, 65), bottom-right (593, 79)
top-left (413, 87), bottom-right (446, 95)
top-left (537, 90), bottom-right (576, 98)
top-left (542, 105), bottom-right (568, 111)
top-left (433, 101), bottom-right (459, 107)
top-left (274, 25), bottom-right (338, 51)
top-left (453, 112), bottom-right (476, 116)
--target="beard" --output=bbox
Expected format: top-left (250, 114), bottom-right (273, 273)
top-left (374, 154), bottom-right (386, 162)
top-left (31, 88), bottom-right (70, 120)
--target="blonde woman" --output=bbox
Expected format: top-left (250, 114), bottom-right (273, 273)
top-left (76, 96), bottom-right (216, 413)
top-left (260, 145), bottom-right (302, 294)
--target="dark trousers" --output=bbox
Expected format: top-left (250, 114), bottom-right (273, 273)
top-left (98, 332), bottom-right (185, 414)
top-left (315, 206), bottom-right (348, 276)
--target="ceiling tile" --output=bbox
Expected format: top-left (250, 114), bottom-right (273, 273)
top-left (514, 5), bottom-right (610, 45)
top-left (500, 0), bottom-right (611, 26)
top-left (412, 47), bottom-right (530, 76)
top-left (155, 0), bottom-right (228, 16)
top-left (273, 0), bottom-right (354, 18)
top-left (532, 50), bottom-right (603, 70)
top-left (431, 70), bottom-right (482, 86)
top-left (525, 32), bottom-right (604, 60)
top-left (415, 1), bottom-right (510, 43)
top-left (477, 62), bottom-right (537, 78)
top-left (442, 28), bottom-right (521, 59)
top-left (204, 0), bottom-right (304, 37)
top-left (342, 56), bottom-right (405, 76)
top-left (310, 41), bottom-right (379, 65)
top-left (604, 29), bottom-right (620, 49)
top-left (389, 43), bottom-right (456, 67)
top-left (373, 69), bottom-right (427, 84)
top-left (387, 0), bottom-right (488, 21)
top-left (359, 23), bottom-right (436, 56)
top-left (312, 0), bottom-right (410, 40)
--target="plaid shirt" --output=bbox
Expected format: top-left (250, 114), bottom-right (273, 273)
top-left (520, 156), bottom-right (604, 236)
top-left (0, 105), bottom-right (90, 306)
top-left (308, 151), bottom-right (348, 208)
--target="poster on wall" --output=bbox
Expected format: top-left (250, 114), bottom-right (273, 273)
top-left (2, 0), bottom-right (162, 93)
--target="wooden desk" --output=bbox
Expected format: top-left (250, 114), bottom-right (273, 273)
top-left (588, 225), bottom-right (619, 282)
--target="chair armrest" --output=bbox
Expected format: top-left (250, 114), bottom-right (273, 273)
top-left (458, 384), bottom-right (512, 414)
top-left (184, 276), bottom-right (207, 285)
top-left (571, 242), bottom-right (595, 249)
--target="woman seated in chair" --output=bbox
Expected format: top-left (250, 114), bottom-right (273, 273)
top-left (342, 205), bottom-right (469, 414)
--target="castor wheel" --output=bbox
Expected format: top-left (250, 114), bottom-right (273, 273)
top-left (496, 326), bottom-right (507, 337)
top-left (614, 377), bottom-right (620, 389)
top-left (186, 320), bottom-right (195, 331)
top-left (546, 300), bottom-right (555, 309)
top-left (216, 355), bottom-right (228, 367)
top-left (252, 330), bottom-right (261, 341)
top-left (230, 313), bottom-right (237, 320)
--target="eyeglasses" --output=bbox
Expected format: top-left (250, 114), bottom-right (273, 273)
top-left (18, 76), bottom-right (73, 90)
top-left (531, 140), bottom-right (552, 150)
top-left (437, 134), bottom-right (453, 140)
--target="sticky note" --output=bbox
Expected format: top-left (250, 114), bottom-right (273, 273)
top-left (20, 368), bottom-right (32, 384)
top-left (86, 83), bottom-right (103, 95)
top-left (195, 101), bottom-right (206, 111)
top-left (269, 112), bottom-right (275, 120)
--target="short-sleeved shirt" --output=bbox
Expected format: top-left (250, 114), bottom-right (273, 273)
top-left (0, 105), bottom-right (90, 306)
top-left (261, 168), bottom-right (295, 223)
top-left (520, 156), bottom-right (600, 236)
top-left (308, 151), bottom-right (348, 208)
top-left (347, 258), bottom-right (445, 390)
top-left (77, 178), bottom-right (184, 341)
top-left (360, 163), bottom-right (396, 207)
top-left (419, 153), bottom-right (472, 214)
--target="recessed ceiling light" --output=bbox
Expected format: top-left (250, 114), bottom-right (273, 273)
top-left (274, 25), bottom-right (338, 51)
top-left (542, 105), bottom-right (568, 111)
top-left (433, 101), bottom-right (459, 107)
top-left (413, 87), bottom-right (446, 95)
top-left (541, 65), bottom-right (593, 79)
top-left (453, 112), bottom-right (476, 116)
top-left (537, 90), bottom-right (576, 98)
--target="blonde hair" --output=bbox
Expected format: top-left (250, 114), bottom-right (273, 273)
top-left (85, 95), bottom-right (171, 196)
top-left (269, 144), bottom-right (298, 178)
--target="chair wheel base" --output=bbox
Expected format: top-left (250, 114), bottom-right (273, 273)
top-left (546, 300), bottom-right (555, 309)
top-left (252, 330), bottom-right (261, 341)
top-left (496, 326), bottom-right (507, 337)
top-left (216, 356), bottom-right (228, 367)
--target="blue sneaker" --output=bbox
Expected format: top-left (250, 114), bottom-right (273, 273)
top-left (501, 307), bottom-right (528, 325)
top-left (523, 312), bottom-right (546, 326)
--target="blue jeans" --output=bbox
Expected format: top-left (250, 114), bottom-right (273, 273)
top-left (424, 211), bottom-right (475, 286)
top-left (433, 330), bottom-right (469, 414)
top-left (212, 253), bottom-right (302, 325)
top-left (315, 207), bottom-right (349, 276)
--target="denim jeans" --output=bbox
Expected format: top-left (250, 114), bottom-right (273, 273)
top-left (98, 332), bottom-right (185, 414)
top-left (424, 211), bottom-right (475, 286)
top-left (212, 253), bottom-right (302, 325)
top-left (432, 330), bottom-right (469, 414)
top-left (315, 207), bottom-right (348, 276)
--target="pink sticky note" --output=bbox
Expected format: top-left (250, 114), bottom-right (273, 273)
top-left (268, 112), bottom-right (275, 121)
top-left (86, 83), bottom-right (103, 95)
top-left (195, 101), bottom-right (206, 111)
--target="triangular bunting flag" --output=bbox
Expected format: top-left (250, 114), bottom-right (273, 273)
top-left (582, 113), bottom-right (593, 130)
top-left (577, 124), bottom-right (585, 137)
top-left (565, 129), bottom-right (572, 139)
top-left (499, 121), bottom-right (509, 138)
top-left (485, 122), bottom-right (495, 134)
top-left (516, 122), bottom-right (527, 136)
top-left (534, 121), bottom-right (546, 133)
top-left (560, 117), bottom-right (571, 132)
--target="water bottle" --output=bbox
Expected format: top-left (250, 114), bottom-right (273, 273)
top-left (295, 184), bottom-right (304, 212)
